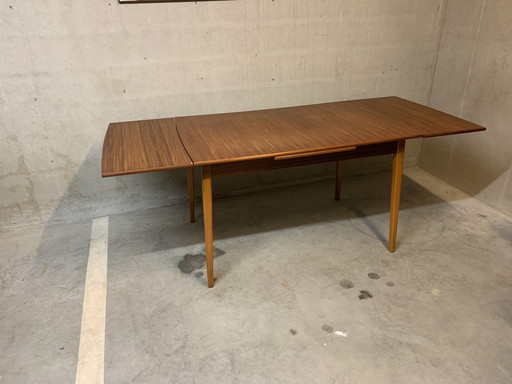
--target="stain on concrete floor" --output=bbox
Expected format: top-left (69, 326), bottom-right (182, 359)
top-left (178, 247), bottom-right (225, 274)
top-left (339, 278), bottom-right (354, 289)
top-left (359, 290), bottom-right (373, 300)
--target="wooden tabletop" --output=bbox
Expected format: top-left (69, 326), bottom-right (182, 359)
top-left (102, 118), bottom-right (192, 177)
top-left (102, 96), bottom-right (485, 176)
top-left (176, 97), bottom-right (485, 165)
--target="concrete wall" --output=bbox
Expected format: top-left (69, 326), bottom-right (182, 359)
top-left (1, 0), bottom-right (445, 228)
top-left (420, 0), bottom-right (512, 216)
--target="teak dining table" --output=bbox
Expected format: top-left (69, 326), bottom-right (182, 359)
top-left (102, 96), bottom-right (485, 288)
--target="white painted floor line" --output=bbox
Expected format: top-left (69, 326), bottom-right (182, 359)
top-left (75, 216), bottom-right (109, 384)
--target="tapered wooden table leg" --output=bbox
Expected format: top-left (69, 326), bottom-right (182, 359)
top-left (201, 165), bottom-right (215, 288)
top-left (335, 160), bottom-right (343, 201)
top-left (389, 140), bottom-right (405, 252)
top-left (187, 167), bottom-right (195, 223)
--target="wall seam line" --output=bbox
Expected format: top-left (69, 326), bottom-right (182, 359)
top-left (459, 0), bottom-right (488, 117)
top-left (426, 0), bottom-right (449, 107)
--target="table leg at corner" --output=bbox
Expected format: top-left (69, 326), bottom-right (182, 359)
top-left (389, 140), bottom-right (405, 252)
top-left (335, 160), bottom-right (343, 201)
top-left (201, 165), bottom-right (215, 288)
top-left (188, 167), bottom-right (195, 223)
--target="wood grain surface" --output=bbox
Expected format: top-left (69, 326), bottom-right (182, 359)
top-left (176, 96), bottom-right (485, 165)
top-left (101, 96), bottom-right (486, 176)
top-left (349, 97), bottom-right (485, 138)
top-left (102, 118), bottom-right (192, 177)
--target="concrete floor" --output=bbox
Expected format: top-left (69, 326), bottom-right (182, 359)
top-left (1, 167), bottom-right (511, 383)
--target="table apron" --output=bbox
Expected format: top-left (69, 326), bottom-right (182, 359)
top-left (210, 141), bottom-right (398, 178)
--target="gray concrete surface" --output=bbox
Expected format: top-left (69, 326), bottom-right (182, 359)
top-left (1, 168), bottom-right (511, 383)
top-left (1, 0), bottom-right (443, 228)
top-left (421, 0), bottom-right (512, 216)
